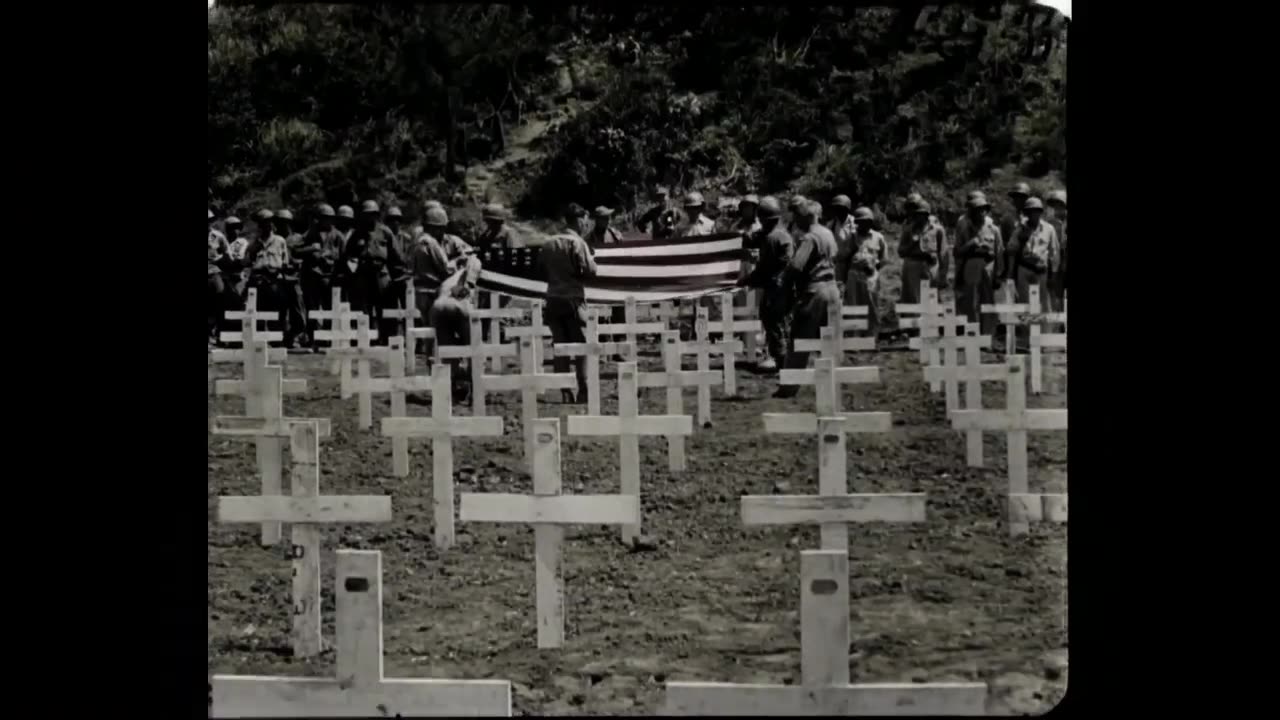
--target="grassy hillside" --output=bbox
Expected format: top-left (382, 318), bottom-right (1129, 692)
top-left (207, 3), bottom-right (1066, 228)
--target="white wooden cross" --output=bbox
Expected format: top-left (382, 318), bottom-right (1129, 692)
top-left (502, 299), bottom-right (553, 371)
top-left (742, 416), bottom-right (924, 552)
top-left (380, 364), bottom-right (505, 549)
top-left (703, 292), bottom-right (764, 369)
top-left (597, 296), bottom-right (665, 362)
top-left (1028, 294), bottom-right (1067, 395)
top-left (436, 316), bottom-right (519, 416)
top-left (909, 306), bottom-right (983, 399)
top-left (328, 316), bottom-right (395, 429)
top-left (895, 282), bottom-right (952, 365)
top-left (472, 303), bottom-right (527, 372)
top-left (794, 304), bottom-right (877, 362)
top-left (776, 356), bottom-right (885, 417)
top-left (213, 420), bottom-right (392, 659)
top-left (209, 343), bottom-right (315, 546)
top-left (663, 550), bottom-right (988, 715)
top-left (551, 312), bottom-right (635, 416)
top-left (922, 324), bottom-right (999, 466)
top-left (459, 419), bottom-right (640, 649)
top-left (981, 285), bottom-right (1059, 361)
top-left (483, 335), bottom-right (576, 469)
top-left (636, 331), bottom-right (720, 472)
top-left (379, 285), bottom-right (437, 375)
top-left (211, 550), bottom-right (512, 717)
top-left (316, 304), bottom-right (381, 400)
top-left (685, 305), bottom-right (745, 398)
top-left (348, 337), bottom-right (434, 476)
top-left (567, 361), bottom-right (692, 544)
top-left (949, 355), bottom-right (1068, 536)
top-left (665, 311), bottom-right (726, 428)
top-left (221, 288), bottom-right (284, 346)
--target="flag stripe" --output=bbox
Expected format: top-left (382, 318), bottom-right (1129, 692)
top-left (594, 260), bottom-right (740, 278)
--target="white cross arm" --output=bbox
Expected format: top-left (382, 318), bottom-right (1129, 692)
top-left (408, 327), bottom-right (438, 340)
top-left (683, 339), bottom-right (745, 353)
top-left (598, 321), bottom-right (666, 334)
top-left (210, 347), bottom-right (288, 364)
top-left (949, 409), bottom-right (1068, 431)
top-left (482, 373), bottom-right (577, 392)
top-left (214, 378), bottom-right (308, 396)
top-left (504, 326), bottom-right (553, 339)
top-left (472, 307), bottom-right (527, 321)
top-left (762, 412), bottom-right (893, 434)
top-left (741, 494), bottom-right (926, 525)
top-left (220, 330), bottom-right (284, 342)
top-left (224, 309), bottom-right (279, 321)
top-left (663, 682), bottom-right (988, 716)
top-left (922, 363), bottom-right (1009, 384)
top-left (1009, 493), bottom-right (1068, 524)
top-left (705, 319), bottom-right (763, 333)
top-left (637, 370), bottom-right (722, 389)
top-left (218, 496), bottom-right (393, 524)
top-left (793, 336), bottom-right (877, 353)
top-left (566, 415), bottom-right (693, 437)
top-left (1036, 332), bottom-right (1067, 349)
top-left (380, 416), bottom-right (505, 438)
top-left (211, 416), bottom-right (333, 438)
top-left (313, 327), bottom-right (380, 341)
top-left (899, 316), bottom-right (967, 330)
top-left (210, 676), bottom-right (513, 718)
top-left (327, 346), bottom-right (394, 362)
top-left (437, 343), bottom-right (517, 360)
top-left (380, 307), bottom-right (420, 320)
top-left (459, 493), bottom-right (640, 526)
top-left (354, 376), bottom-right (434, 395)
top-left (553, 341), bottom-right (635, 358)
top-left (841, 306), bottom-right (870, 317)
top-left (779, 367), bottom-right (880, 386)
top-left (908, 334), bottom-right (992, 350)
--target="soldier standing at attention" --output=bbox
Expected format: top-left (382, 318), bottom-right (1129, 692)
top-left (297, 204), bottom-right (344, 343)
top-left (540, 203), bottom-right (598, 404)
top-left (336, 205), bottom-right (356, 239)
top-left (1006, 196), bottom-right (1059, 314)
top-left (848, 207), bottom-right (886, 338)
top-left (737, 196), bottom-right (793, 373)
top-left (897, 201), bottom-right (943, 305)
top-left (589, 206), bottom-right (624, 246)
top-left (247, 209), bottom-right (298, 346)
top-left (1000, 183), bottom-right (1032, 264)
top-left (409, 207), bottom-right (455, 359)
top-left (341, 200), bottom-right (404, 343)
top-left (952, 191), bottom-right (1004, 335)
top-left (732, 194), bottom-right (764, 314)
top-left (275, 209), bottom-right (309, 346)
top-left (637, 186), bottom-right (676, 239)
top-left (209, 210), bottom-right (230, 347)
top-left (775, 200), bottom-right (839, 396)
top-left (678, 192), bottom-right (717, 237)
top-left (477, 203), bottom-right (521, 250)
top-left (829, 194), bottom-right (857, 303)
top-left (333, 204), bottom-right (357, 304)
top-left (1045, 190), bottom-right (1068, 312)
top-left (906, 192), bottom-right (949, 294)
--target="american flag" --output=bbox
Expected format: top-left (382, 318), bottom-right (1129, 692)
top-left (475, 232), bottom-right (745, 305)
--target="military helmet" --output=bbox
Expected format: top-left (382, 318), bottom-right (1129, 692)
top-left (276, 209), bottom-right (294, 221)
top-left (316, 203), bottom-right (336, 217)
top-left (225, 215), bottom-right (242, 227)
top-left (831, 194), bottom-right (853, 210)
top-left (425, 207), bottom-right (449, 227)
top-left (425, 199), bottom-right (445, 210)
top-left (788, 194), bottom-right (809, 211)
top-left (1010, 182), bottom-right (1032, 197)
top-left (905, 192), bottom-right (925, 210)
top-left (255, 209), bottom-right (275, 221)
top-left (757, 196), bottom-right (783, 219)
top-left (593, 206), bottom-right (615, 218)
top-left (683, 191), bottom-right (705, 208)
top-left (1047, 190), bottom-right (1067, 207)
top-left (741, 194), bottom-right (760, 207)
top-left (360, 200), bottom-right (380, 214)
top-left (387, 206), bottom-right (403, 218)
top-left (482, 203), bottom-right (507, 220)
top-left (1023, 197), bottom-right (1045, 211)
top-left (913, 201), bottom-right (932, 215)
top-left (804, 201), bottom-right (823, 218)
top-left (853, 207), bottom-right (874, 222)
top-left (966, 191), bottom-right (991, 209)
top-left (337, 205), bottom-right (355, 219)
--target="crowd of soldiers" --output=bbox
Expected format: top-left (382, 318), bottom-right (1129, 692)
top-left (208, 180), bottom-right (1066, 403)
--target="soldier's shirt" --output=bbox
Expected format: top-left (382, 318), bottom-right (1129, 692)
top-left (540, 229), bottom-right (598, 299)
top-left (208, 229), bottom-right (229, 275)
top-left (478, 224), bottom-right (522, 250)
top-left (898, 222), bottom-right (944, 260)
top-left (787, 224), bottom-right (839, 293)
top-left (442, 234), bottom-right (472, 260)
top-left (746, 225), bottom-right (794, 289)
top-left (410, 232), bottom-right (452, 291)
top-left (251, 234), bottom-right (290, 271)
top-left (852, 230), bottom-right (887, 275)
top-left (298, 228), bottom-right (345, 275)
top-left (589, 226), bottom-right (623, 246)
top-left (678, 214), bottom-right (717, 237)
top-left (226, 236), bottom-right (249, 262)
top-left (1014, 219), bottom-right (1059, 272)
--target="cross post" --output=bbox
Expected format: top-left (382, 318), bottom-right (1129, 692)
top-left (551, 312), bottom-right (635, 416)
top-left (922, 324), bottom-right (999, 466)
top-left (436, 317), bottom-right (520, 416)
top-left (794, 304), bottom-right (876, 362)
top-left (460, 420), bottom-right (641, 648)
top-left (909, 306), bottom-right (982, 401)
top-left (352, 337), bottom-right (435, 476)
top-left (635, 331), bottom-right (720, 471)
top-left (684, 305), bottom-right (744, 399)
top-left (703, 292), bottom-right (764, 371)
top-left (379, 284), bottom-right (437, 375)
top-left (221, 288), bottom-right (284, 346)
top-left (597, 296), bottom-right (665, 362)
top-left (483, 335), bottom-right (576, 470)
top-left (328, 315), bottom-right (395, 429)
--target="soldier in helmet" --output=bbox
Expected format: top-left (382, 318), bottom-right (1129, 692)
top-left (221, 215), bottom-right (248, 312)
top-left (775, 200), bottom-right (839, 396)
top-left (208, 210), bottom-right (230, 346)
top-left (1000, 183), bottom-right (1033, 277)
top-left (341, 200), bottom-right (405, 343)
top-left (678, 192), bottom-right (717, 237)
top-left (407, 207), bottom-right (454, 359)
top-left (737, 196), bottom-right (793, 373)
top-left (477, 203), bottom-right (522, 250)
top-left (272, 209), bottom-right (309, 345)
top-left (588, 206), bottom-right (624, 247)
top-left (428, 252), bottom-right (486, 403)
top-left (295, 204), bottom-right (345, 343)
top-left (906, 193), bottom-right (949, 294)
top-left (637, 185), bottom-right (676, 239)
top-left (540, 203), bottom-right (598, 404)
top-left (1006, 196), bottom-right (1059, 318)
top-left (335, 205), bottom-right (356, 238)
top-left (829, 195), bottom-right (857, 300)
top-left (897, 201), bottom-right (945, 305)
top-left (847, 207), bottom-right (886, 338)
top-left (731, 194), bottom-right (764, 314)
top-left (246, 209), bottom-right (303, 346)
top-left (1045, 190), bottom-right (1068, 311)
top-left (952, 191), bottom-right (1004, 335)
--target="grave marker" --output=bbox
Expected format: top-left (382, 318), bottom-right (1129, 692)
top-left (483, 335), bottom-right (576, 469)
top-left (597, 296), bottom-right (665, 362)
top-left (213, 421), bottom-right (390, 658)
top-left (794, 304), bottom-right (876, 361)
top-left (379, 285), bottom-right (437, 375)
top-left (636, 331), bottom-right (720, 472)
top-left (436, 317), bottom-right (520, 416)
top-left (949, 355), bottom-right (1068, 536)
top-left (922, 324), bottom-right (999, 465)
top-left (551, 312), bottom-right (635, 416)
top-left (221, 288), bottom-right (284, 346)
top-left (352, 337), bottom-right (434, 476)
top-left (381, 364), bottom-right (505, 549)
top-left (663, 550), bottom-right (988, 715)
top-left (311, 292), bottom-right (376, 396)
top-left (909, 306), bottom-right (983, 401)
top-left (472, 303), bottom-right (527, 372)
top-left (1028, 294), bottom-right (1067, 395)
top-left (328, 316), bottom-right (394, 429)
top-left (686, 305), bottom-right (745, 398)
top-left (460, 420), bottom-right (640, 648)
top-left (703, 292), bottom-right (764, 368)
top-left (895, 282), bottom-right (948, 362)
top-left (981, 286), bottom-right (1058, 360)
top-left (567, 362), bottom-right (693, 543)
top-left (211, 550), bottom-right (512, 717)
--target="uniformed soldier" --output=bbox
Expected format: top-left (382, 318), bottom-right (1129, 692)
top-left (540, 203), bottom-right (598, 404)
top-left (409, 207), bottom-right (455, 359)
top-left (341, 200), bottom-right (405, 342)
top-left (848, 207), bottom-right (887, 338)
top-left (733, 194), bottom-right (762, 235)
top-left (1000, 182), bottom-right (1032, 256)
top-left (785, 195), bottom-right (809, 235)
top-left (222, 215), bottom-right (248, 305)
top-left (637, 186), bottom-right (676, 239)
top-left (829, 194), bottom-right (857, 300)
top-left (428, 253), bottom-right (485, 402)
top-left (732, 194), bottom-right (764, 311)
top-left (906, 193), bottom-right (949, 292)
top-left (737, 196), bottom-right (793, 373)
top-left (477, 203), bottom-right (522, 250)
top-left (952, 191), bottom-right (1004, 334)
top-left (776, 200), bottom-right (840, 396)
top-left (247, 209), bottom-right (303, 347)
top-left (296, 204), bottom-right (345, 342)
top-left (336, 204), bottom-right (356, 240)
top-left (1045, 190), bottom-right (1067, 311)
top-left (273, 209), bottom-right (309, 345)
top-left (678, 192), bottom-right (717, 237)
top-left (1006, 196), bottom-right (1059, 312)
top-left (208, 210), bottom-right (230, 345)
top-left (897, 201), bottom-right (944, 304)
top-left (589, 206), bottom-right (624, 246)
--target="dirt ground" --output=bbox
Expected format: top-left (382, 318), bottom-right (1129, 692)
top-left (207, 340), bottom-right (1067, 716)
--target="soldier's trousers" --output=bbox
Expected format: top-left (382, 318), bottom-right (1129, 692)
top-left (783, 283), bottom-right (841, 371)
top-left (302, 275), bottom-right (331, 336)
top-left (1011, 265), bottom-right (1050, 349)
top-left (843, 268), bottom-right (881, 338)
top-left (252, 276), bottom-right (306, 344)
top-left (955, 259), bottom-right (998, 336)
top-left (208, 273), bottom-right (226, 340)
top-left (544, 297), bottom-right (589, 395)
top-left (899, 259), bottom-right (934, 305)
top-left (431, 297), bottom-right (470, 392)
top-left (414, 285), bottom-right (441, 359)
top-left (759, 287), bottom-right (791, 365)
